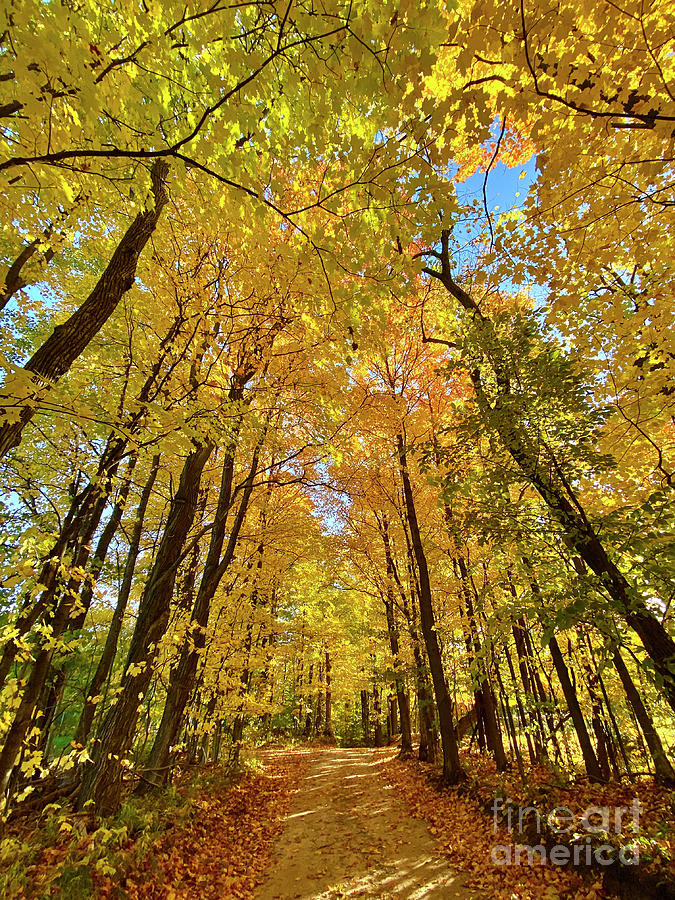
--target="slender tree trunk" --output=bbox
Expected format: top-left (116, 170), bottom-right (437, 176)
top-left (144, 433), bottom-right (259, 785)
top-left (548, 635), bottom-right (604, 781)
top-left (0, 479), bottom-right (111, 793)
top-left (372, 685), bottom-right (383, 747)
top-left (0, 304), bottom-right (182, 693)
top-left (397, 432), bottom-right (463, 783)
top-left (144, 385), bottom-right (278, 786)
top-left (379, 514), bottom-right (413, 757)
top-left (460, 562), bottom-right (507, 770)
top-left (395, 541), bottom-right (436, 763)
top-left (0, 479), bottom-right (110, 691)
top-left (494, 656), bottom-right (526, 782)
top-left (75, 455), bottom-right (160, 746)
top-left (314, 662), bottom-right (324, 735)
top-left (323, 651), bottom-right (334, 739)
top-left (503, 638), bottom-right (537, 764)
top-left (577, 632), bottom-right (619, 780)
top-left (35, 454), bottom-right (139, 756)
top-left (0, 227), bottom-right (56, 312)
top-left (613, 648), bottom-right (675, 784)
top-left (388, 694), bottom-right (398, 739)
top-left (304, 664), bottom-right (314, 737)
top-left (360, 689), bottom-right (370, 744)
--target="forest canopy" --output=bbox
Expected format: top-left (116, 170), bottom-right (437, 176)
top-left (0, 0), bottom-right (673, 867)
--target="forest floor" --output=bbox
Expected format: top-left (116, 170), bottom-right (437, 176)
top-left (255, 746), bottom-right (473, 899)
top-left (2, 744), bottom-right (673, 899)
top-left (255, 745), bottom-right (675, 900)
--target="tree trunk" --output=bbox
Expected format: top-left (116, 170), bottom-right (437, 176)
top-left (397, 432), bottom-right (463, 783)
top-left (379, 514), bottom-right (413, 757)
top-left (34, 454), bottom-right (139, 757)
top-left (372, 685), bottom-right (383, 747)
top-left (0, 160), bottom-right (170, 459)
top-left (394, 541), bottom-right (437, 763)
top-left (143, 421), bottom-right (260, 786)
top-left (304, 664), bottom-right (314, 737)
top-left (0, 482), bottom-right (110, 793)
top-left (459, 561), bottom-right (508, 770)
top-left (314, 662), bottom-right (324, 736)
top-left (360, 690), bottom-right (370, 744)
top-left (0, 304), bottom-right (182, 694)
top-left (0, 476), bottom-right (111, 691)
top-left (503, 638), bottom-right (537, 764)
top-left (323, 651), bottom-right (334, 739)
top-left (75, 455), bottom-right (160, 746)
top-left (76, 442), bottom-right (213, 814)
top-left (548, 635), bottom-right (604, 781)
top-left (612, 647), bottom-right (675, 785)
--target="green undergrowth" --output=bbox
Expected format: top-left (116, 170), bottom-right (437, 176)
top-left (0, 764), bottom-right (241, 899)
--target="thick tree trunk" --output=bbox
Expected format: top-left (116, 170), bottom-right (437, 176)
top-left (76, 442), bottom-right (213, 814)
top-left (144, 426), bottom-right (259, 785)
top-left (0, 160), bottom-right (169, 459)
top-left (397, 432), bottom-right (463, 783)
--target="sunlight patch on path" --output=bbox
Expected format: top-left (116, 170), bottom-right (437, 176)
top-left (255, 748), bottom-right (474, 900)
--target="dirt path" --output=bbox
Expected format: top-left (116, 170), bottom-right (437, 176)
top-left (255, 748), bottom-right (474, 900)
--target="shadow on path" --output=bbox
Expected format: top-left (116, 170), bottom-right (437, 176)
top-left (255, 748), bottom-right (473, 899)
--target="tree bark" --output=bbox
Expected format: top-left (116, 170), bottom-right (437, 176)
top-left (372, 684), bottom-right (383, 747)
top-left (612, 647), bottom-right (675, 784)
top-left (76, 441), bottom-right (213, 814)
top-left (397, 432), bottom-right (463, 783)
top-left (548, 634), bottom-right (604, 781)
top-left (379, 513), bottom-right (413, 757)
top-left (0, 160), bottom-right (169, 459)
top-left (323, 651), bottom-right (334, 739)
top-left (360, 689), bottom-right (370, 744)
top-left (391, 530), bottom-right (436, 762)
top-left (144, 414), bottom-right (262, 786)
top-left (75, 454), bottom-right (161, 746)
